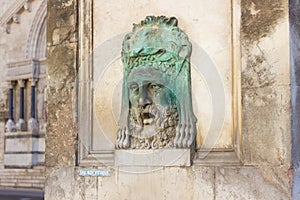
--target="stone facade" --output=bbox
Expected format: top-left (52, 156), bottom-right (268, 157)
top-left (0, 0), bottom-right (297, 199)
top-left (45, 0), bottom-right (293, 200)
top-left (0, 0), bottom-right (46, 191)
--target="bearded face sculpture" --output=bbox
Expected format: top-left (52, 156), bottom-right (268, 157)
top-left (127, 66), bottom-right (178, 149)
top-left (116, 16), bottom-right (197, 149)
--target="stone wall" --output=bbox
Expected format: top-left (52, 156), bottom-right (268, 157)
top-left (0, 114), bottom-right (6, 169)
top-left (241, 0), bottom-right (291, 166)
top-left (45, 0), bottom-right (77, 168)
top-left (45, 0), bottom-right (292, 199)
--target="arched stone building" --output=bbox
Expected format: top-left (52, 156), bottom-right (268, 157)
top-left (0, 0), bottom-right (46, 190)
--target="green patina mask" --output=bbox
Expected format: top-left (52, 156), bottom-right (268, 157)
top-left (116, 16), bottom-right (197, 150)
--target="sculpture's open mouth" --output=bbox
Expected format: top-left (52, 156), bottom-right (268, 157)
top-left (142, 112), bottom-right (155, 125)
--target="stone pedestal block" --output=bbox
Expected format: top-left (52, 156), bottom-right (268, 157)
top-left (4, 131), bottom-right (45, 168)
top-left (115, 149), bottom-right (193, 167)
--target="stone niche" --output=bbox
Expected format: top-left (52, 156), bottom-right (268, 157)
top-left (78, 0), bottom-right (241, 167)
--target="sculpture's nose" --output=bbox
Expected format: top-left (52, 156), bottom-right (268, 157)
top-left (139, 85), bottom-right (152, 107)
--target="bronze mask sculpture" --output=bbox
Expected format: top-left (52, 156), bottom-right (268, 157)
top-left (116, 16), bottom-right (197, 149)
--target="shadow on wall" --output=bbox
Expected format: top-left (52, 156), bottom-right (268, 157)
top-left (289, 0), bottom-right (300, 198)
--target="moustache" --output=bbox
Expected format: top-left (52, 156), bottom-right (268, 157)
top-left (131, 104), bottom-right (170, 132)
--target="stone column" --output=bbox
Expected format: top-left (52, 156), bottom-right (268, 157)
top-left (16, 80), bottom-right (26, 131)
top-left (28, 79), bottom-right (39, 133)
top-left (5, 82), bottom-right (16, 132)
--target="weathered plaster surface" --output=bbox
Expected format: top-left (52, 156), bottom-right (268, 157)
top-left (46, 0), bottom-right (77, 167)
top-left (242, 86), bottom-right (290, 165)
top-left (45, 0), bottom-right (78, 195)
top-left (45, 166), bottom-right (291, 200)
top-left (215, 166), bottom-right (291, 200)
top-left (241, 0), bottom-right (286, 44)
top-left (241, 0), bottom-right (291, 166)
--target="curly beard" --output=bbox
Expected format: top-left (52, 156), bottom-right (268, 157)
top-left (129, 104), bottom-right (179, 149)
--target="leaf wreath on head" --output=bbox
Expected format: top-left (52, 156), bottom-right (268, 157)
top-left (121, 16), bottom-right (192, 80)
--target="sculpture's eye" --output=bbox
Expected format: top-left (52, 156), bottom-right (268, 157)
top-left (129, 84), bottom-right (138, 93)
top-left (149, 83), bottom-right (162, 93)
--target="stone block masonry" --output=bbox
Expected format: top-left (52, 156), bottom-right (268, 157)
top-left (45, 0), bottom-right (292, 199)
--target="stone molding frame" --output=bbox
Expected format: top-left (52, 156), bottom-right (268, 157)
top-left (6, 59), bottom-right (44, 81)
top-left (78, 0), bottom-right (114, 165)
top-left (26, 0), bottom-right (46, 60)
top-left (78, 0), bottom-right (243, 166)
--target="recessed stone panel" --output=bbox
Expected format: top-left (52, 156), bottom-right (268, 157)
top-left (89, 0), bottom-right (234, 154)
